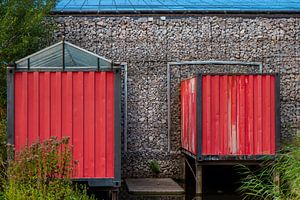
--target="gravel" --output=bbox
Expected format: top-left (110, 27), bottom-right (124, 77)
top-left (54, 15), bottom-right (300, 179)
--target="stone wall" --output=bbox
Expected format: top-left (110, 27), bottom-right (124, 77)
top-left (54, 15), bottom-right (300, 179)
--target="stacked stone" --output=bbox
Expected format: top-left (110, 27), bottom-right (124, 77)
top-left (54, 15), bottom-right (300, 179)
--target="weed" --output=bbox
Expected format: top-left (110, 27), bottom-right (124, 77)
top-left (149, 160), bottom-right (161, 176)
top-left (2, 137), bottom-right (94, 200)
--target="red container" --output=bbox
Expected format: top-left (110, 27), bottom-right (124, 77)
top-left (181, 74), bottom-right (280, 161)
top-left (7, 70), bottom-right (121, 187)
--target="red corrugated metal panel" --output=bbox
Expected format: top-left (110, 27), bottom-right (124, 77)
top-left (180, 77), bottom-right (197, 155)
top-left (202, 75), bottom-right (276, 156)
top-left (180, 74), bottom-right (277, 158)
top-left (14, 71), bottom-right (115, 178)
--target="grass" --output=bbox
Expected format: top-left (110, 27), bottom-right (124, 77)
top-left (238, 131), bottom-right (300, 200)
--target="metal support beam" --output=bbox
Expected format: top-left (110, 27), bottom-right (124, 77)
top-left (27, 58), bottom-right (30, 70)
top-left (97, 57), bottom-right (100, 71)
top-left (168, 60), bottom-right (263, 72)
top-left (274, 170), bottom-right (280, 194)
top-left (62, 39), bottom-right (65, 71)
top-left (119, 63), bottom-right (128, 153)
top-left (167, 62), bottom-right (171, 152)
top-left (167, 60), bottom-right (263, 153)
top-left (7, 67), bottom-right (14, 145)
top-left (110, 190), bottom-right (119, 200)
top-left (195, 164), bottom-right (203, 200)
top-left (7, 64), bottom-right (15, 161)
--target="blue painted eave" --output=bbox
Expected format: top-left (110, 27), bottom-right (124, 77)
top-left (53, 0), bottom-right (300, 13)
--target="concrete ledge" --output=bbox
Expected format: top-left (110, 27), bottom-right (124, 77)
top-left (125, 178), bottom-right (185, 195)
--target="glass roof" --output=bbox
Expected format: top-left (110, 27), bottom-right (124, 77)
top-left (16, 41), bottom-right (112, 70)
top-left (53, 0), bottom-right (300, 13)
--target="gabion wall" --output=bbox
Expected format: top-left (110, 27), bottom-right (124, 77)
top-left (54, 15), bottom-right (300, 179)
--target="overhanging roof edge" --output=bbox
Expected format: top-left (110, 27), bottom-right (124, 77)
top-left (50, 9), bottom-right (300, 15)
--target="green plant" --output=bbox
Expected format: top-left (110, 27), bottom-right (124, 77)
top-left (0, 0), bottom-right (58, 193)
top-left (239, 131), bottom-right (300, 200)
top-left (0, 0), bottom-right (57, 62)
top-left (0, 115), bottom-right (6, 192)
top-left (0, 0), bottom-right (57, 108)
top-left (149, 160), bottom-right (161, 175)
top-left (2, 137), bottom-right (94, 200)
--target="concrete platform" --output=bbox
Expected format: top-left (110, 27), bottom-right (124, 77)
top-left (126, 178), bottom-right (185, 195)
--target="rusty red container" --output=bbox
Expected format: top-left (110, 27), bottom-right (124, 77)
top-left (7, 70), bottom-right (121, 187)
top-left (181, 73), bottom-right (280, 161)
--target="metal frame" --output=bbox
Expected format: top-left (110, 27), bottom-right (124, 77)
top-left (275, 74), bottom-right (281, 152)
top-left (14, 67), bottom-right (120, 72)
top-left (113, 62), bottom-right (128, 153)
top-left (196, 75), bottom-right (202, 161)
top-left (122, 63), bottom-right (128, 153)
top-left (12, 41), bottom-right (129, 154)
top-left (7, 46), bottom-right (128, 187)
top-left (113, 68), bottom-right (122, 187)
top-left (73, 178), bottom-right (120, 187)
top-left (14, 41), bottom-right (129, 153)
top-left (181, 72), bottom-right (280, 162)
top-left (167, 60), bottom-right (263, 152)
top-left (182, 148), bottom-right (276, 162)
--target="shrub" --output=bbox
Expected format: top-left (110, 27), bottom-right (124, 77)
top-left (2, 137), bottom-right (93, 200)
top-left (0, 0), bottom-right (58, 194)
top-left (239, 131), bottom-right (300, 200)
